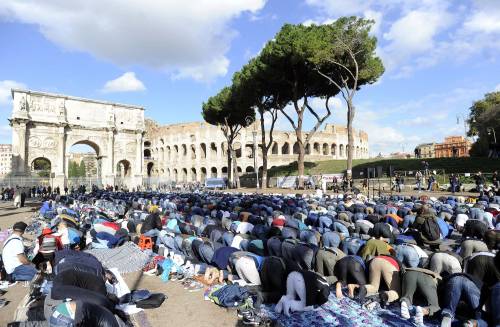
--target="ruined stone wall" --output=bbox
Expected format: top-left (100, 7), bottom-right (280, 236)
top-left (144, 120), bottom-right (369, 182)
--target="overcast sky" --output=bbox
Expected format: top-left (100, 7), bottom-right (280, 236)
top-left (1, 0), bottom-right (499, 155)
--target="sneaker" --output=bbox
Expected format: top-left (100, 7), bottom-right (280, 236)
top-left (0, 281), bottom-right (17, 290)
top-left (414, 306), bottom-right (424, 326)
top-left (400, 300), bottom-right (410, 320)
top-left (187, 282), bottom-right (204, 292)
top-left (237, 308), bottom-right (255, 320)
top-left (243, 313), bottom-right (270, 326)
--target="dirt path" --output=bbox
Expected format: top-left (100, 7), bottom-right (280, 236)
top-left (0, 200), bottom-right (238, 327)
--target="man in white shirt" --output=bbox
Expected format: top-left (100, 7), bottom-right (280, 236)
top-left (1, 221), bottom-right (37, 281)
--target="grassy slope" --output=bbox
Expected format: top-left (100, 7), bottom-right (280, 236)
top-left (267, 157), bottom-right (499, 177)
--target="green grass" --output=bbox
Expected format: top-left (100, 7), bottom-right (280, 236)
top-left (267, 157), bottom-right (499, 178)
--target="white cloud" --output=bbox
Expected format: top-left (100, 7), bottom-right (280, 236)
top-left (495, 84), bottom-right (500, 92)
top-left (0, 0), bottom-right (266, 82)
top-left (0, 80), bottom-right (26, 105)
top-left (463, 0), bottom-right (500, 34)
top-left (303, 0), bottom-right (500, 77)
top-left (381, 7), bottom-right (454, 73)
top-left (102, 72), bottom-right (146, 93)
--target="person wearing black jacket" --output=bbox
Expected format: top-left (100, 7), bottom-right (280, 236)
top-left (140, 211), bottom-right (162, 236)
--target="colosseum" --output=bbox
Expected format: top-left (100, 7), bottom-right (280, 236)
top-left (143, 119), bottom-right (369, 183)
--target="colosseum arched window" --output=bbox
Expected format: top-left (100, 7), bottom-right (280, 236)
top-left (282, 143), bottom-right (290, 155)
top-left (339, 144), bottom-right (344, 157)
top-left (323, 143), bottom-right (329, 155)
top-left (182, 144), bottom-right (187, 157)
top-left (293, 142), bottom-right (300, 154)
top-left (271, 142), bottom-right (278, 155)
top-left (211, 167), bottom-right (217, 178)
top-left (200, 167), bottom-right (207, 182)
top-left (313, 142), bottom-right (320, 154)
top-left (200, 143), bottom-right (207, 159)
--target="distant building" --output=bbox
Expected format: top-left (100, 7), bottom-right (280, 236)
top-left (434, 136), bottom-right (471, 158)
top-left (415, 143), bottom-right (435, 158)
top-left (68, 152), bottom-right (98, 176)
top-left (0, 144), bottom-right (12, 176)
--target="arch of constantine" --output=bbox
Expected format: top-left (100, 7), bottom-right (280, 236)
top-left (9, 89), bottom-right (145, 188)
top-left (144, 119), bottom-right (369, 183)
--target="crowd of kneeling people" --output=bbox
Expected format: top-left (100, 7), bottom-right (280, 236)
top-left (1, 190), bottom-right (500, 326)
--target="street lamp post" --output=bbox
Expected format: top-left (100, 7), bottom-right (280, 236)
top-left (252, 128), bottom-right (260, 190)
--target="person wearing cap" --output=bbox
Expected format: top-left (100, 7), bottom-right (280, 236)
top-left (1, 222), bottom-right (37, 281)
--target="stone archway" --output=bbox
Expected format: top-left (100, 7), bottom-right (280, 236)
top-left (10, 89), bottom-right (145, 189)
top-left (31, 157), bottom-right (51, 177)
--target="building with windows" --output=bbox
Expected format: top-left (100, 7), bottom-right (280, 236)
top-left (434, 136), bottom-right (471, 158)
top-left (0, 144), bottom-right (12, 176)
top-left (415, 143), bottom-right (435, 158)
top-left (143, 119), bottom-right (369, 183)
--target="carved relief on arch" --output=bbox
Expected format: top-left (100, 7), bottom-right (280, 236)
top-left (43, 137), bottom-right (56, 148)
top-left (29, 136), bottom-right (42, 148)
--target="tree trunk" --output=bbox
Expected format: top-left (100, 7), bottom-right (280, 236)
top-left (227, 149), bottom-right (232, 188)
top-left (296, 132), bottom-right (305, 189)
top-left (231, 149), bottom-right (240, 188)
top-left (346, 100), bottom-right (355, 189)
top-left (259, 110), bottom-right (268, 189)
top-left (296, 108), bottom-right (305, 189)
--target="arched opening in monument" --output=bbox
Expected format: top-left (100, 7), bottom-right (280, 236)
top-left (305, 143), bottom-right (311, 155)
top-left (147, 162), bottom-right (154, 177)
top-left (331, 144), bottom-right (337, 156)
top-left (68, 142), bottom-right (99, 179)
top-left (282, 143), bottom-right (290, 155)
top-left (160, 148), bottom-right (164, 161)
top-left (166, 146), bottom-right (171, 161)
top-left (191, 168), bottom-right (197, 181)
top-left (173, 169), bottom-right (178, 182)
top-left (166, 168), bottom-right (171, 179)
top-left (200, 143), bottom-right (207, 159)
top-left (116, 160), bottom-right (131, 177)
top-left (237, 166), bottom-right (242, 173)
top-left (221, 167), bottom-right (228, 177)
top-left (200, 167), bottom-right (207, 182)
top-left (245, 144), bottom-right (254, 158)
top-left (181, 144), bottom-right (187, 157)
top-left (245, 166), bottom-right (254, 173)
top-left (271, 142), bottom-right (278, 155)
top-left (339, 144), bottom-right (344, 157)
top-left (233, 142), bottom-right (242, 158)
top-left (144, 149), bottom-right (151, 159)
top-left (293, 142), bottom-right (300, 155)
top-left (210, 143), bottom-right (217, 158)
top-left (313, 142), bottom-right (320, 154)
top-left (31, 157), bottom-right (51, 177)
top-left (144, 141), bottom-right (151, 147)
top-left (174, 145), bottom-right (179, 156)
top-left (323, 143), bottom-right (329, 155)
top-left (181, 168), bottom-right (188, 182)
top-left (191, 145), bottom-right (196, 159)
top-left (211, 167), bottom-right (217, 178)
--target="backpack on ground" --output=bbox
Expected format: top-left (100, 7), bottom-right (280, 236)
top-left (209, 284), bottom-right (249, 308)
